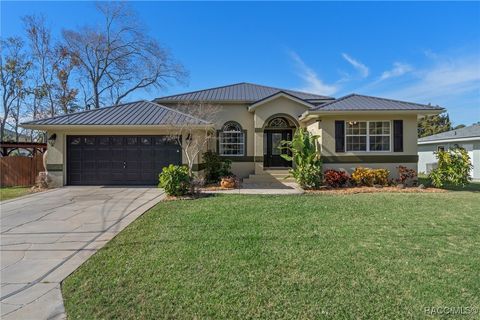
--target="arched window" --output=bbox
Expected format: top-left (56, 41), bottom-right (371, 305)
top-left (219, 121), bottom-right (245, 156)
top-left (268, 117), bottom-right (289, 128)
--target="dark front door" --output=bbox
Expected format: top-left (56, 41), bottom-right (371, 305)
top-left (264, 130), bottom-right (292, 168)
top-left (67, 135), bottom-right (181, 185)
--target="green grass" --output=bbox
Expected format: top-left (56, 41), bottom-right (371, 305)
top-left (418, 177), bottom-right (480, 192)
top-left (0, 186), bottom-right (31, 201)
top-left (63, 191), bottom-right (480, 319)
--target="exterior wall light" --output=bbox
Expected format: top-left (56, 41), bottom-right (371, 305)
top-left (48, 133), bottom-right (57, 146)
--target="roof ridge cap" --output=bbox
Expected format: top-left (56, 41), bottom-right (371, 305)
top-left (245, 82), bottom-right (332, 98)
top-left (155, 82), bottom-right (248, 100)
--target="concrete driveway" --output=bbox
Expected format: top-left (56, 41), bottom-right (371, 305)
top-left (1, 187), bottom-right (165, 319)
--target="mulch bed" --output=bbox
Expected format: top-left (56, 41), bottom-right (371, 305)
top-left (307, 186), bottom-right (446, 194)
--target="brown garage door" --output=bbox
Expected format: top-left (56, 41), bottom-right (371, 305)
top-left (67, 136), bottom-right (181, 185)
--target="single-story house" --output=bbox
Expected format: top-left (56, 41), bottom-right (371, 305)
top-left (418, 124), bottom-right (480, 180)
top-left (21, 82), bottom-right (443, 186)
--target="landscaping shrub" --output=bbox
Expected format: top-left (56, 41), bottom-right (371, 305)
top-left (428, 147), bottom-right (473, 188)
top-left (280, 129), bottom-right (322, 189)
top-left (351, 167), bottom-right (390, 186)
top-left (324, 169), bottom-right (350, 188)
top-left (397, 165), bottom-right (417, 185)
top-left (203, 151), bottom-right (232, 183)
top-left (158, 165), bottom-right (190, 196)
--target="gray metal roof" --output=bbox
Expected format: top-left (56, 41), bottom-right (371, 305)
top-left (155, 82), bottom-right (333, 103)
top-left (418, 124), bottom-right (480, 142)
top-left (313, 94), bottom-right (445, 111)
top-left (21, 101), bottom-right (210, 126)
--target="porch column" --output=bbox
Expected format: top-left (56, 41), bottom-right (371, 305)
top-left (254, 127), bottom-right (264, 174)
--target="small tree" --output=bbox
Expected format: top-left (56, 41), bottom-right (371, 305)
top-left (167, 101), bottom-right (220, 190)
top-left (429, 147), bottom-right (473, 188)
top-left (280, 128), bottom-right (322, 189)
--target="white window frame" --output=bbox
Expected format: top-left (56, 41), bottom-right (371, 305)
top-left (219, 122), bottom-right (245, 156)
top-left (345, 121), bottom-right (392, 152)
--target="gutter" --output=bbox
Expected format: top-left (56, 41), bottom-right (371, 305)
top-left (418, 136), bottom-right (480, 144)
top-left (299, 109), bottom-right (444, 122)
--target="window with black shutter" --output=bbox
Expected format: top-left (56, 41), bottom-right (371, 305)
top-left (393, 120), bottom-right (404, 152)
top-left (335, 120), bottom-right (345, 152)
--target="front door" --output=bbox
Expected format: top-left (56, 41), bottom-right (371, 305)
top-left (264, 130), bottom-right (292, 168)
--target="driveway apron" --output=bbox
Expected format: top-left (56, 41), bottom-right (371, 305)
top-left (1, 186), bottom-right (164, 320)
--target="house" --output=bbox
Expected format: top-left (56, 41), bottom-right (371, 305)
top-left (418, 124), bottom-right (480, 180)
top-left (21, 82), bottom-right (443, 186)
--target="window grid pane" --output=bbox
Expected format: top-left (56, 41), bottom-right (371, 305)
top-left (345, 121), bottom-right (391, 152)
top-left (346, 121), bottom-right (367, 151)
top-left (219, 131), bottom-right (244, 156)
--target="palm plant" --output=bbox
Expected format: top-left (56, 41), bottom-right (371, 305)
top-left (280, 129), bottom-right (322, 189)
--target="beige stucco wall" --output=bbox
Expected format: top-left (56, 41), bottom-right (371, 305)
top-left (318, 114), bottom-right (418, 156)
top-left (304, 114), bottom-right (419, 178)
top-left (42, 100), bottom-right (423, 185)
top-left (164, 97), bottom-right (309, 177)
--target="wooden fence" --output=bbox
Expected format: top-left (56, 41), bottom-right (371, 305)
top-left (0, 155), bottom-right (44, 187)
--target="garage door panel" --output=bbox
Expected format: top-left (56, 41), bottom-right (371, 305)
top-left (67, 135), bottom-right (181, 185)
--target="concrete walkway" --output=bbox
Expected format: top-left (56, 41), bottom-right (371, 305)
top-left (0, 187), bottom-right (165, 320)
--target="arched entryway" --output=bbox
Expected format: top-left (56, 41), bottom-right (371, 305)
top-left (263, 115), bottom-right (297, 168)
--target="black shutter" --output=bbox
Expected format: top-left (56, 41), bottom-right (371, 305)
top-left (393, 120), bottom-right (403, 152)
top-left (335, 120), bottom-right (345, 153)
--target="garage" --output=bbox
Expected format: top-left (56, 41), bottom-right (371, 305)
top-left (20, 100), bottom-right (210, 187)
top-left (67, 135), bottom-right (181, 185)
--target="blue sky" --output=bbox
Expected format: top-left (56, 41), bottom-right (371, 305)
top-left (2, 1), bottom-right (480, 125)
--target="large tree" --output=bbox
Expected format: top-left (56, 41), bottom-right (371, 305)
top-left (62, 2), bottom-right (186, 109)
top-left (418, 112), bottom-right (452, 138)
top-left (24, 15), bottom-right (79, 117)
top-left (0, 37), bottom-right (31, 142)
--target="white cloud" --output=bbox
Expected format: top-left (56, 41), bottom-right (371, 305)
top-left (380, 54), bottom-right (480, 103)
top-left (342, 53), bottom-right (369, 78)
top-left (289, 51), bottom-right (338, 96)
top-left (379, 62), bottom-right (413, 81)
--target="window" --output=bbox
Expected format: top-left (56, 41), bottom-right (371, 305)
top-left (345, 121), bottom-right (391, 152)
top-left (437, 146), bottom-right (445, 152)
top-left (369, 121), bottom-right (391, 151)
top-left (346, 121), bottom-right (367, 151)
top-left (140, 137), bottom-right (151, 145)
top-left (98, 137), bottom-right (109, 145)
top-left (84, 137), bottom-right (95, 145)
top-left (219, 121), bottom-right (245, 156)
top-left (127, 137), bottom-right (138, 145)
top-left (268, 117), bottom-right (289, 128)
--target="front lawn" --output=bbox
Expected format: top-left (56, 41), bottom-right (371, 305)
top-left (0, 186), bottom-right (31, 201)
top-left (63, 191), bottom-right (480, 319)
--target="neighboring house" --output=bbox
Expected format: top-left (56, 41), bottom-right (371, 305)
top-left (418, 124), bottom-right (480, 180)
top-left (21, 82), bottom-right (443, 187)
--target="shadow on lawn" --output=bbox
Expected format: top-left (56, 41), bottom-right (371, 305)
top-left (418, 177), bottom-right (480, 192)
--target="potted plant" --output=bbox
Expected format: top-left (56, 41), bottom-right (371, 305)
top-left (220, 176), bottom-right (237, 189)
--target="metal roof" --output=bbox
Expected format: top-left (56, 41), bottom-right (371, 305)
top-left (313, 94), bottom-right (445, 111)
top-left (21, 101), bottom-right (210, 126)
top-left (418, 124), bottom-right (480, 143)
top-left (154, 82), bottom-right (333, 103)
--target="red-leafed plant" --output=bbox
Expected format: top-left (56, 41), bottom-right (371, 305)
top-left (324, 169), bottom-right (350, 188)
top-left (397, 165), bottom-right (417, 185)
